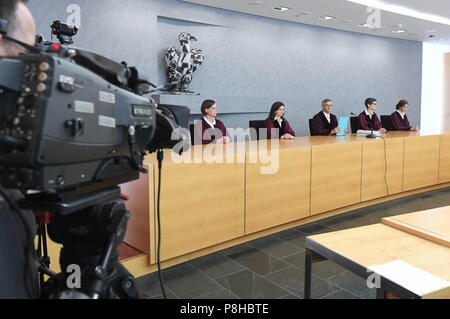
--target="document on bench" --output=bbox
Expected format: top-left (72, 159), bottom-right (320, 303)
top-left (368, 259), bottom-right (450, 296)
top-left (357, 130), bottom-right (381, 137)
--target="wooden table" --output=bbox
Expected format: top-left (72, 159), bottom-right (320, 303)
top-left (116, 129), bottom-right (450, 277)
top-left (304, 214), bottom-right (450, 299)
top-left (382, 207), bottom-right (450, 248)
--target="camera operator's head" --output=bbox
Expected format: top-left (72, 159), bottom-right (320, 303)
top-left (0, 0), bottom-right (35, 56)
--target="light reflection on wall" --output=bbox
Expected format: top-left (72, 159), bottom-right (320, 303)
top-left (421, 42), bottom-right (450, 131)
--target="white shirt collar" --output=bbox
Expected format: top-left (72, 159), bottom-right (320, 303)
top-left (203, 116), bottom-right (216, 128)
top-left (274, 116), bottom-right (283, 126)
top-left (397, 110), bottom-right (405, 119)
top-left (365, 110), bottom-right (373, 119)
top-left (323, 111), bottom-right (331, 123)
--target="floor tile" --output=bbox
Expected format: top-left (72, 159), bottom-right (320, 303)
top-left (227, 247), bottom-right (290, 276)
top-left (285, 235), bottom-right (306, 248)
top-left (263, 267), bottom-right (340, 299)
top-left (188, 252), bottom-right (246, 279)
top-left (194, 288), bottom-right (238, 299)
top-left (279, 294), bottom-right (300, 299)
top-left (322, 289), bottom-right (361, 299)
top-left (215, 270), bottom-right (290, 299)
top-left (317, 218), bottom-right (361, 231)
top-left (136, 273), bottom-right (174, 298)
top-left (149, 292), bottom-right (179, 299)
top-left (218, 243), bottom-right (252, 256)
top-left (282, 252), bottom-right (347, 279)
top-left (272, 228), bottom-right (307, 240)
top-left (159, 264), bottom-right (222, 299)
top-left (327, 271), bottom-right (377, 299)
top-left (295, 223), bottom-right (335, 235)
top-left (247, 235), bottom-right (302, 258)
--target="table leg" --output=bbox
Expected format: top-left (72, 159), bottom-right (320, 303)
top-left (304, 248), bottom-right (313, 299)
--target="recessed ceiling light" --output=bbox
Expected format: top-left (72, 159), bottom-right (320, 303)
top-left (426, 30), bottom-right (436, 33)
top-left (249, 1), bottom-right (263, 5)
top-left (319, 15), bottom-right (335, 20)
top-left (273, 6), bottom-right (291, 12)
top-left (341, 20), bottom-right (353, 24)
top-left (299, 11), bottom-right (312, 15)
top-left (392, 29), bottom-right (407, 33)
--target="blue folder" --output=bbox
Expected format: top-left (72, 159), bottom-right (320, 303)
top-left (336, 117), bottom-right (349, 136)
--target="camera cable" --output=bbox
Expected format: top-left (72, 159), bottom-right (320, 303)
top-left (157, 149), bottom-right (168, 299)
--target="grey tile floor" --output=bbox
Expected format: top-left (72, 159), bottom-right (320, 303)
top-left (135, 187), bottom-right (450, 299)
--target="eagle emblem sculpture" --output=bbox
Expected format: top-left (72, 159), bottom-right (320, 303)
top-left (165, 32), bottom-right (205, 93)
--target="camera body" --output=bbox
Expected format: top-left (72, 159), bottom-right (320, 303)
top-left (0, 53), bottom-right (156, 191)
top-left (0, 18), bottom-right (191, 298)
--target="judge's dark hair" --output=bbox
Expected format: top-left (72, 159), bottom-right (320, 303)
top-left (269, 101), bottom-right (285, 120)
top-left (365, 98), bottom-right (377, 108)
top-left (201, 99), bottom-right (216, 115)
top-left (0, 0), bottom-right (29, 38)
top-left (396, 99), bottom-right (408, 110)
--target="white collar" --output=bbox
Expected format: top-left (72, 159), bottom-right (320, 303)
top-left (323, 111), bottom-right (331, 123)
top-left (274, 116), bottom-right (283, 124)
top-left (203, 116), bottom-right (216, 128)
top-left (365, 110), bottom-right (374, 118)
top-left (397, 110), bottom-right (406, 119)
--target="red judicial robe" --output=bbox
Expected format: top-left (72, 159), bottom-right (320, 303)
top-left (358, 111), bottom-right (382, 131)
top-left (264, 117), bottom-right (295, 139)
top-left (194, 117), bottom-right (229, 145)
top-left (310, 111), bottom-right (338, 136)
top-left (390, 111), bottom-right (411, 131)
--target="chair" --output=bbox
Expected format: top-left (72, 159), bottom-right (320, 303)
top-left (308, 119), bottom-right (314, 136)
top-left (189, 123), bottom-right (196, 145)
top-left (381, 115), bottom-right (394, 131)
top-left (249, 120), bottom-right (266, 140)
top-left (350, 117), bottom-right (359, 134)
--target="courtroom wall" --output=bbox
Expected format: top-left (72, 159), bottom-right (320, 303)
top-left (29, 0), bottom-right (423, 137)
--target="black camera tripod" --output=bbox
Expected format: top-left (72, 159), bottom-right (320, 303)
top-left (20, 186), bottom-right (139, 299)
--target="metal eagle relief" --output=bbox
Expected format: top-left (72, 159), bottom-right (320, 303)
top-left (165, 32), bottom-right (205, 94)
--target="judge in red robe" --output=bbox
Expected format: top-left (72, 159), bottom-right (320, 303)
top-left (264, 102), bottom-right (295, 140)
top-left (358, 98), bottom-right (387, 133)
top-left (390, 100), bottom-right (419, 131)
top-left (311, 99), bottom-right (343, 136)
top-left (194, 100), bottom-right (231, 145)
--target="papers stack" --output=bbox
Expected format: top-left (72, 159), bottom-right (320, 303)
top-left (357, 130), bottom-right (381, 137)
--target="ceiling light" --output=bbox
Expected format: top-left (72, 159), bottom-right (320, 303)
top-left (299, 11), bottom-right (312, 15)
top-left (347, 0), bottom-right (450, 26)
top-left (249, 1), bottom-right (263, 5)
top-left (273, 6), bottom-right (291, 12)
top-left (392, 29), bottom-right (407, 33)
top-left (319, 16), bottom-right (335, 20)
top-left (341, 20), bottom-right (353, 23)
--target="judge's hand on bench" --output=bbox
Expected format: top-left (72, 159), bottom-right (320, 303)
top-left (216, 136), bottom-right (232, 144)
top-left (281, 133), bottom-right (295, 140)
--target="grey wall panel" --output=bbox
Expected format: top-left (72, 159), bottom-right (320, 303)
top-left (29, 0), bottom-right (422, 137)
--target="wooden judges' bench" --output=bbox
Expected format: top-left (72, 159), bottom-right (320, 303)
top-left (118, 130), bottom-right (450, 277)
